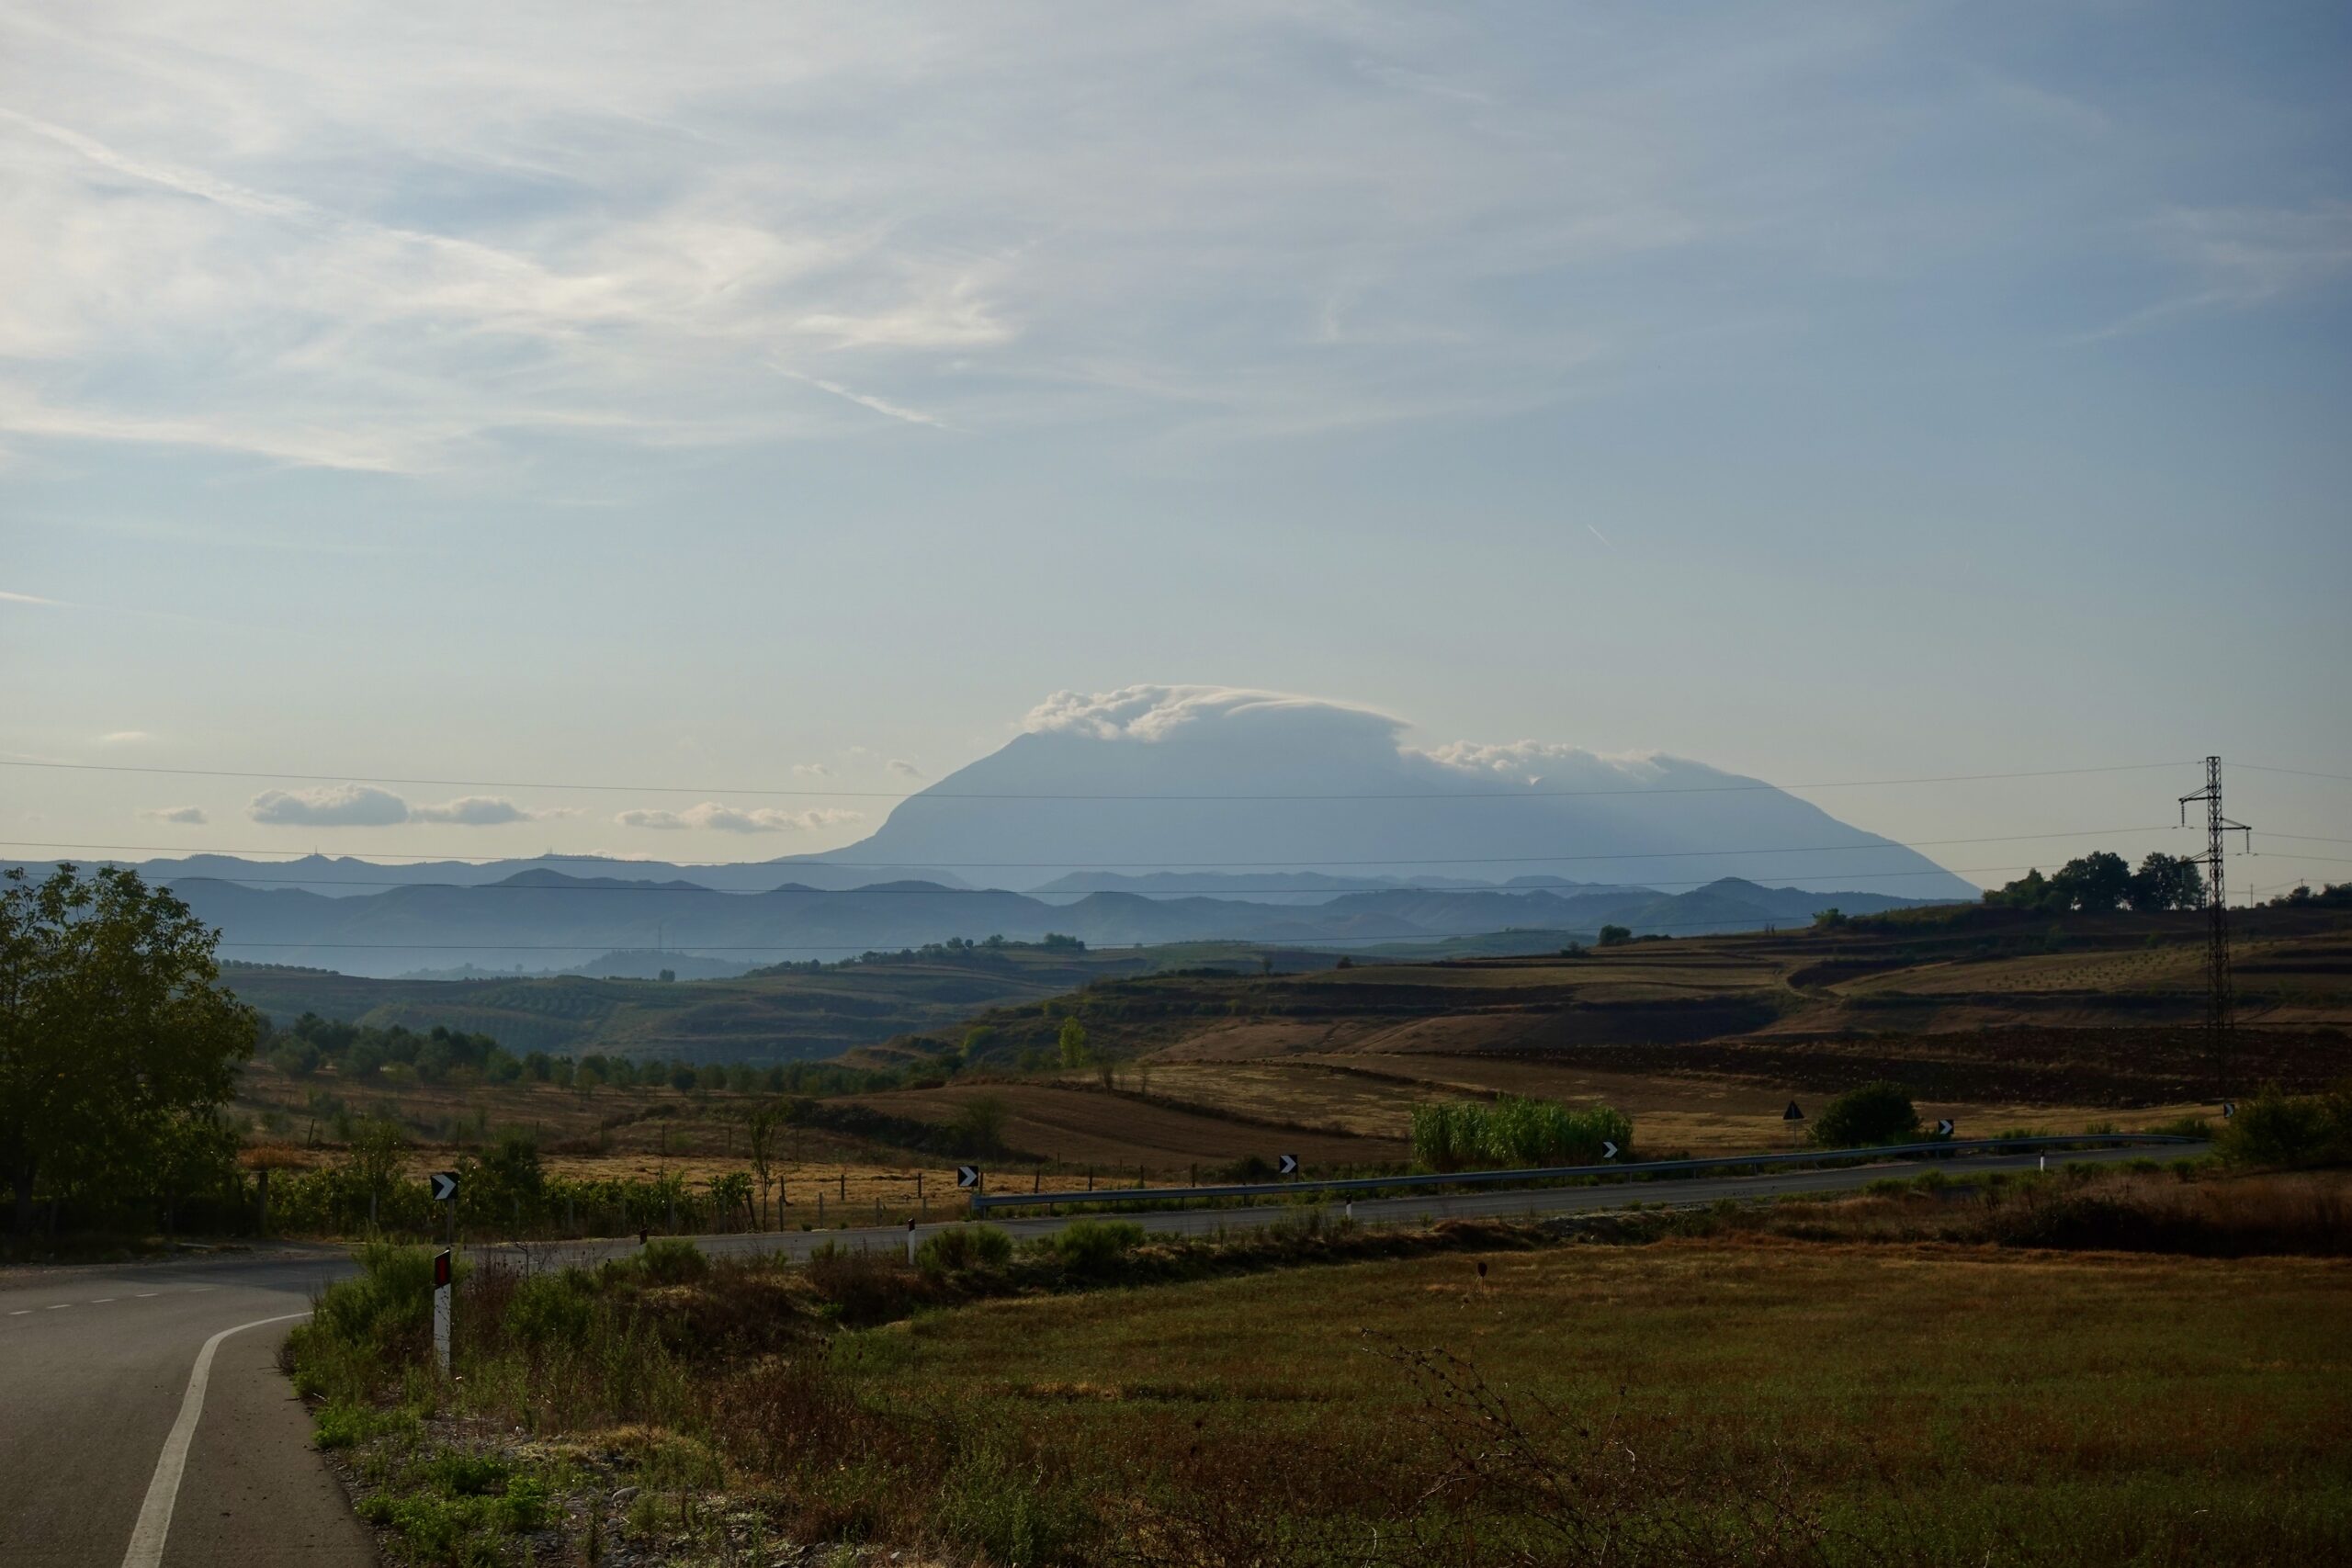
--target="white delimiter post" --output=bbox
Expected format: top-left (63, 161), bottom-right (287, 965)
top-left (905, 1218), bottom-right (918, 1265)
top-left (433, 1277), bottom-right (451, 1374)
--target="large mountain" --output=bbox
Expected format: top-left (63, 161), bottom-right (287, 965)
top-left (5, 686), bottom-right (1974, 976)
top-left (816, 686), bottom-right (1974, 900)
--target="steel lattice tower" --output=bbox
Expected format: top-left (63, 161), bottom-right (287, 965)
top-left (2178, 756), bottom-right (2250, 1093)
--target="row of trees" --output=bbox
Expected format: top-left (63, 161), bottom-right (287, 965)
top-left (1983, 852), bottom-right (2206, 914)
top-left (266, 1011), bottom-right (917, 1098)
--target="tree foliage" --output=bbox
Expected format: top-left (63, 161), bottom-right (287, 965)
top-left (1, 864), bottom-right (257, 1232)
top-left (1809, 1081), bottom-right (1922, 1148)
top-left (1985, 851), bottom-right (2204, 914)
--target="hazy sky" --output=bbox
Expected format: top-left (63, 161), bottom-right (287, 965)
top-left (4, 3), bottom-right (2347, 892)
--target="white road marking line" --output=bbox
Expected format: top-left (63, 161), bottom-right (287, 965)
top-left (135, 1292), bottom-right (159, 1298)
top-left (46, 1303), bottom-right (70, 1310)
top-left (119, 1311), bottom-right (309, 1568)
top-left (93, 1297), bottom-right (116, 1303)
top-left (7, 1309), bottom-right (28, 1316)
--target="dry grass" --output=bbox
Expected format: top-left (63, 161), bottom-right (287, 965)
top-left (849, 1237), bottom-right (2352, 1564)
top-left (1134, 1055), bottom-right (2218, 1156)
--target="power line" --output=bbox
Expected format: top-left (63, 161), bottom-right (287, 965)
top-left (0, 822), bottom-right (2227, 870)
top-left (2237, 763), bottom-right (2352, 785)
top-left (0, 822), bottom-right (2191, 884)
top-left (0, 755), bottom-right (2200, 802)
top-left (186, 886), bottom-right (2255, 955)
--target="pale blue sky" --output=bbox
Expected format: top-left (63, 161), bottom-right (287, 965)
top-left (3, 2), bottom-right (2347, 891)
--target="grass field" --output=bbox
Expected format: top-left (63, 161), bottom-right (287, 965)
top-left (843, 1239), bottom-right (2352, 1564)
top-left (293, 1168), bottom-right (2352, 1566)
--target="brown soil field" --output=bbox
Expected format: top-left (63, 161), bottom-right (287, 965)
top-left (1131, 1055), bottom-right (2217, 1156)
top-left (840, 1081), bottom-right (1408, 1172)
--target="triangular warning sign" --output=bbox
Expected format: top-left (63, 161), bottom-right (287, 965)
top-left (1782, 1100), bottom-right (1804, 1121)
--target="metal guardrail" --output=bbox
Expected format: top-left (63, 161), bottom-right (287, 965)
top-left (966, 1134), bottom-right (2202, 1214)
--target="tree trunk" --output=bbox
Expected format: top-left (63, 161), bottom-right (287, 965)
top-left (10, 1167), bottom-right (34, 1236)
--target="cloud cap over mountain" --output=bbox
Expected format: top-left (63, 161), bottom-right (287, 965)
top-left (826, 684), bottom-right (1973, 897)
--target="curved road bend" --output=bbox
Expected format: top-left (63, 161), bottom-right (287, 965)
top-left (0, 1252), bottom-right (370, 1567)
top-left (0, 1141), bottom-right (2191, 1564)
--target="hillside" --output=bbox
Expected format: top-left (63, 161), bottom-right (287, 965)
top-left (920, 905), bottom-right (2352, 1108)
top-left (220, 946), bottom-right (1153, 1063)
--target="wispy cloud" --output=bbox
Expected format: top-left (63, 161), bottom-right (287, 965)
top-left (1, 4), bottom-right (2342, 482)
top-left (138, 805), bottom-right (207, 825)
top-left (2081, 200), bottom-right (2352, 340)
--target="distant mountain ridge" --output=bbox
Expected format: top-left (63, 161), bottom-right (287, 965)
top-left (138, 867), bottom-right (1938, 976)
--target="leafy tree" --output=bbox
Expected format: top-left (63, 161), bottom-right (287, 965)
top-left (1983, 868), bottom-right (2060, 909)
top-left (1596, 924), bottom-right (1633, 947)
top-left (707, 1170), bottom-right (754, 1230)
top-left (2, 865), bottom-right (257, 1234)
top-left (745, 1101), bottom-right (782, 1227)
top-left (948, 1094), bottom-right (1011, 1157)
top-left (1812, 908), bottom-right (1848, 930)
top-left (1057, 1017), bottom-right (1091, 1069)
top-left (2128, 852), bottom-right (2207, 912)
top-left (153, 1108), bottom-right (243, 1240)
top-left (342, 1115), bottom-right (407, 1231)
top-left (2049, 852), bottom-right (2132, 913)
top-left (1809, 1081), bottom-right (1922, 1147)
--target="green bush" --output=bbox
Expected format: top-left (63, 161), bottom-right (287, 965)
top-left (1810, 1082), bottom-right (1922, 1148)
top-left (1043, 1219), bottom-right (1145, 1274)
top-left (503, 1269), bottom-right (595, 1346)
top-left (2216, 1085), bottom-right (2352, 1169)
top-left (617, 1236), bottom-right (708, 1285)
top-left (915, 1224), bottom-right (1014, 1276)
top-left (289, 1241), bottom-right (440, 1404)
top-left (1410, 1097), bottom-right (1632, 1171)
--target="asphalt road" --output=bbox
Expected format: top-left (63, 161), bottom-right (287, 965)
top-left (0, 1140), bottom-right (2191, 1564)
top-left (0, 1253), bottom-right (370, 1568)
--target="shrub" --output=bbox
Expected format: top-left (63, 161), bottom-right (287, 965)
top-left (806, 1243), bottom-right (920, 1325)
top-left (621, 1236), bottom-right (708, 1285)
top-left (2217, 1085), bottom-right (2352, 1169)
top-left (1412, 1098), bottom-right (1632, 1171)
top-left (915, 1224), bottom-right (1014, 1277)
top-left (1042, 1219), bottom-right (1145, 1274)
top-left (1810, 1082), bottom-right (1921, 1148)
top-left (503, 1269), bottom-right (596, 1346)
